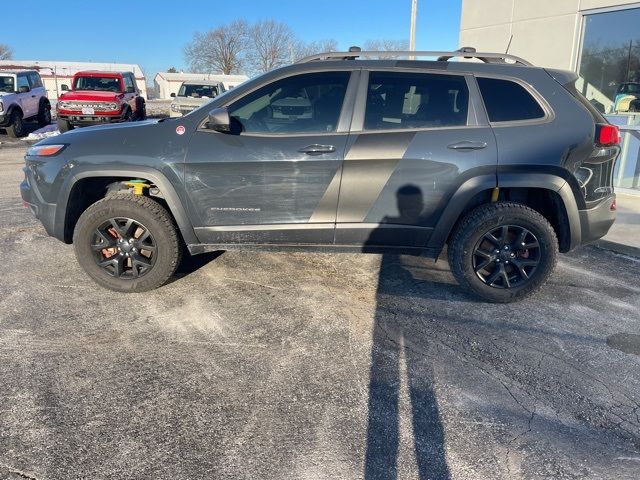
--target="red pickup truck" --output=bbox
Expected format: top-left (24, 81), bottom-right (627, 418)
top-left (56, 71), bottom-right (146, 132)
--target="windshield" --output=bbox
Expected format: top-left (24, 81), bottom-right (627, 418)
top-left (74, 76), bottom-right (121, 92)
top-left (178, 84), bottom-right (219, 98)
top-left (0, 76), bottom-right (15, 93)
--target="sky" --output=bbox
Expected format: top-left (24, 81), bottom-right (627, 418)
top-left (3, 0), bottom-right (462, 84)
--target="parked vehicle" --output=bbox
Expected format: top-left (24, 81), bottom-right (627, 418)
top-left (170, 80), bottom-right (225, 117)
top-left (0, 70), bottom-right (51, 137)
top-left (56, 71), bottom-right (146, 132)
top-left (614, 82), bottom-right (640, 112)
top-left (21, 48), bottom-right (621, 302)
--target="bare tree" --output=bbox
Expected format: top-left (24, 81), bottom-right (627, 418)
top-left (184, 20), bottom-right (248, 75)
top-left (247, 20), bottom-right (295, 74)
top-left (363, 39), bottom-right (410, 59)
top-left (0, 43), bottom-right (13, 60)
top-left (293, 39), bottom-right (339, 61)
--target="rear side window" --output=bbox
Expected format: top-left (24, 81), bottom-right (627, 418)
top-left (477, 77), bottom-right (545, 123)
top-left (364, 72), bottom-right (469, 130)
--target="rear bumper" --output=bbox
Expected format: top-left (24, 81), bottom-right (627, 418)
top-left (578, 194), bottom-right (616, 246)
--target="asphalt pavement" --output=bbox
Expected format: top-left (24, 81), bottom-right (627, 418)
top-left (1, 140), bottom-right (639, 479)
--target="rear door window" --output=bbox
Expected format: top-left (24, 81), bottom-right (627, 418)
top-left (364, 72), bottom-right (469, 130)
top-left (477, 77), bottom-right (545, 123)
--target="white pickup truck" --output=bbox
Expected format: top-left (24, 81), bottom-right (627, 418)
top-left (169, 80), bottom-right (225, 117)
top-left (0, 70), bottom-right (51, 137)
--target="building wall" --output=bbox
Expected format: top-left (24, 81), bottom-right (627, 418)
top-left (459, 0), bottom-right (640, 69)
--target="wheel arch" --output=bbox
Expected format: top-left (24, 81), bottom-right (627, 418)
top-left (428, 172), bottom-right (581, 254)
top-left (55, 167), bottom-right (198, 246)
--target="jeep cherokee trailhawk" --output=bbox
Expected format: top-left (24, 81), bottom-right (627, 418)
top-left (20, 48), bottom-right (620, 302)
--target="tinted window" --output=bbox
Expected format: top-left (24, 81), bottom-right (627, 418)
top-left (28, 73), bottom-right (43, 88)
top-left (228, 72), bottom-right (350, 134)
top-left (0, 76), bottom-right (14, 92)
top-left (17, 75), bottom-right (29, 91)
top-left (364, 72), bottom-right (469, 130)
top-left (477, 77), bottom-right (545, 122)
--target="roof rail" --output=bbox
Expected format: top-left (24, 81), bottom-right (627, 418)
top-left (295, 47), bottom-right (532, 67)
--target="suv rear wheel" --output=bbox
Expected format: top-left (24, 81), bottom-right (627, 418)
top-left (37, 101), bottom-right (52, 127)
top-left (73, 194), bottom-right (182, 292)
top-left (448, 202), bottom-right (558, 303)
top-left (6, 110), bottom-right (25, 138)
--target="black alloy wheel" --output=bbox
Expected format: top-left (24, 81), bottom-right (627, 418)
top-left (92, 217), bottom-right (157, 279)
top-left (472, 225), bottom-right (540, 289)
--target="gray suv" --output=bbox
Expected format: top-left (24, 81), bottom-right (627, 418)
top-left (20, 48), bottom-right (620, 302)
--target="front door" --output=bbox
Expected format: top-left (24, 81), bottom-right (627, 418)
top-left (184, 70), bottom-right (356, 245)
top-left (336, 70), bottom-right (497, 248)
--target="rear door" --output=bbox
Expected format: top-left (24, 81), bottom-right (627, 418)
top-left (16, 73), bottom-right (36, 117)
top-left (336, 69), bottom-right (497, 248)
top-left (183, 70), bottom-right (358, 245)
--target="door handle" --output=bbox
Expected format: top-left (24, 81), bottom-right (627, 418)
top-left (447, 141), bottom-right (487, 151)
top-left (298, 144), bottom-right (336, 155)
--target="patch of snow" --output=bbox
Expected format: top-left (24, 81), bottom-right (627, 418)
top-left (22, 124), bottom-right (61, 141)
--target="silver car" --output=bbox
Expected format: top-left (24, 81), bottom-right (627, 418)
top-left (170, 80), bottom-right (225, 117)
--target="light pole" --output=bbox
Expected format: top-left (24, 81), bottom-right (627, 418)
top-left (409, 0), bottom-right (418, 60)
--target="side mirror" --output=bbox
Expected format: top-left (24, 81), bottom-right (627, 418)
top-left (207, 107), bottom-right (231, 132)
top-left (170, 92), bottom-right (176, 97)
top-left (61, 84), bottom-right (69, 91)
top-left (126, 86), bottom-right (135, 93)
top-left (18, 86), bottom-right (30, 93)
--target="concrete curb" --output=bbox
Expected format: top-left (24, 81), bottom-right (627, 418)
top-left (594, 239), bottom-right (640, 259)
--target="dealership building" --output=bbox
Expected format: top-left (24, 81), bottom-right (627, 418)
top-left (460, 0), bottom-right (640, 192)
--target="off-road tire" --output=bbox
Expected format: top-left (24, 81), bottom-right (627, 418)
top-left (73, 194), bottom-right (182, 292)
top-left (134, 98), bottom-right (146, 121)
top-left (6, 110), bottom-right (25, 138)
top-left (37, 101), bottom-right (52, 127)
top-left (448, 202), bottom-right (558, 303)
top-left (123, 107), bottom-right (133, 122)
top-left (57, 118), bottom-right (74, 133)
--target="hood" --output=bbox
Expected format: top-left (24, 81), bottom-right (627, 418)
top-left (58, 90), bottom-right (121, 102)
top-left (0, 91), bottom-right (14, 98)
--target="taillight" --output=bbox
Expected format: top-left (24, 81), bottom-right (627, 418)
top-left (596, 124), bottom-right (620, 146)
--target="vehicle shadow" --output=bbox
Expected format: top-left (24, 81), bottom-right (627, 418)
top-left (364, 185), bottom-right (451, 479)
top-left (169, 250), bottom-right (224, 282)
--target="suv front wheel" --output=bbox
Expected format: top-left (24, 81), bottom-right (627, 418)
top-left (73, 194), bottom-right (182, 292)
top-left (448, 202), bottom-right (558, 303)
top-left (6, 110), bottom-right (25, 138)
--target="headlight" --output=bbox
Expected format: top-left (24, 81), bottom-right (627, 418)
top-left (171, 103), bottom-right (181, 112)
top-left (103, 103), bottom-right (118, 111)
top-left (27, 144), bottom-right (67, 157)
top-left (0, 101), bottom-right (4, 113)
top-left (58, 101), bottom-right (70, 110)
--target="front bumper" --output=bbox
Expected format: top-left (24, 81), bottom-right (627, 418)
top-left (0, 113), bottom-right (8, 126)
top-left (578, 194), bottom-right (617, 245)
top-left (20, 166), bottom-right (58, 238)
top-left (58, 111), bottom-right (126, 126)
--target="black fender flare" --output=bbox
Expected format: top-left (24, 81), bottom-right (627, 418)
top-left (427, 169), bottom-right (582, 252)
top-left (5, 103), bottom-right (23, 119)
top-left (55, 166), bottom-right (198, 245)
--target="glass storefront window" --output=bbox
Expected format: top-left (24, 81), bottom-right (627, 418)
top-left (578, 7), bottom-right (640, 114)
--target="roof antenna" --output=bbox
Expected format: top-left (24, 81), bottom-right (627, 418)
top-left (505, 34), bottom-right (513, 54)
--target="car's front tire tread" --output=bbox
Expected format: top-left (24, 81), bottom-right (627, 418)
top-left (73, 194), bottom-right (182, 292)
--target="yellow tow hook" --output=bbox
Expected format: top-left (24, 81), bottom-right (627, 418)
top-left (124, 180), bottom-right (150, 196)
top-left (491, 187), bottom-right (500, 203)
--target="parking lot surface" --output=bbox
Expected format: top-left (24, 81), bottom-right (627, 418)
top-left (1, 141), bottom-right (639, 479)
